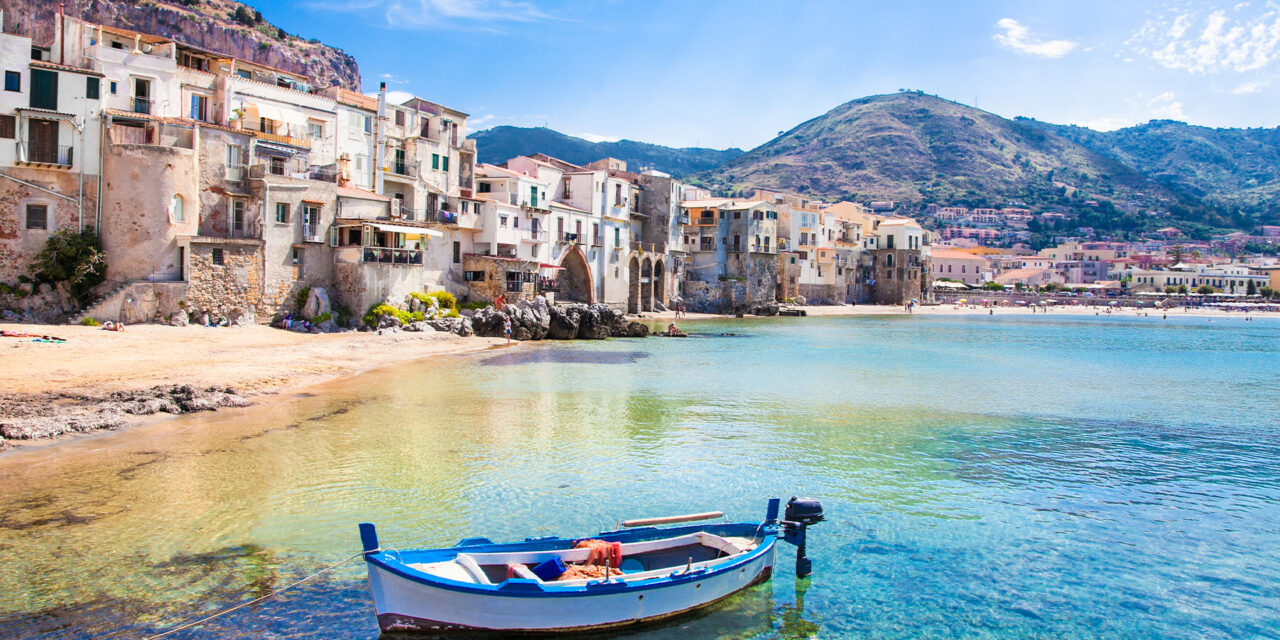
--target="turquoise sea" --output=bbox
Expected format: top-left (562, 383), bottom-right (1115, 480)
top-left (0, 314), bottom-right (1277, 638)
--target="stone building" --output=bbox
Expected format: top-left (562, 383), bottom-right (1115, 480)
top-left (864, 219), bottom-right (930, 305)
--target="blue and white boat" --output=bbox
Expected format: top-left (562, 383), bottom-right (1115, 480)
top-left (357, 497), bottom-right (823, 634)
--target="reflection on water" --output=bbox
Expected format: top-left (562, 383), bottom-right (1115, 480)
top-left (0, 315), bottom-right (1278, 639)
top-left (481, 348), bottom-right (650, 366)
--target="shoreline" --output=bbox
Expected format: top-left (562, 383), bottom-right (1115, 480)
top-left (4, 305), bottom-right (1274, 451)
top-left (0, 322), bottom-right (512, 451)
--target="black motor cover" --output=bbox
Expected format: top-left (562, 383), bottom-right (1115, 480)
top-left (784, 496), bottom-right (824, 525)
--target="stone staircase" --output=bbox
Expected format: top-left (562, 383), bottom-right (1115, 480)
top-left (73, 280), bottom-right (139, 323)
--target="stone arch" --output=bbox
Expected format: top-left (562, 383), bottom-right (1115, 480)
top-left (653, 258), bottom-right (666, 306)
top-left (627, 256), bottom-right (641, 314)
top-left (558, 245), bottom-right (594, 303)
top-left (640, 257), bottom-right (654, 312)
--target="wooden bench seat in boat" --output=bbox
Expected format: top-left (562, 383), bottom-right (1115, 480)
top-left (407, 531), bottom-right (756, 585)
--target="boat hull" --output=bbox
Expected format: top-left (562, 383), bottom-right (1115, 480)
top-left (366, 539), bottom-right (777, 633)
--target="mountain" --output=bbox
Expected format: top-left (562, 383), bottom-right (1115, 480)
top-left (470, 126), bottom-right (743, 176)
top-left (4, 0), bottom-right (361, 90)
top-left (1024, 118), bottom-right (1280, 214)
top-left (694, 92), bottom-right (1265, 231)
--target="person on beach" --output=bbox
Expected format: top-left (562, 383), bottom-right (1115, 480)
top-left (102, 321), bottom-right (125, 332)
top-left (503, 315), bottom-right (512, 345)
top-left (667, 322), bottom-right (681, 336)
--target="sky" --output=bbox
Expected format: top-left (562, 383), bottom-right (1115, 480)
top-left (253, 0), bottom-right (1280, 150)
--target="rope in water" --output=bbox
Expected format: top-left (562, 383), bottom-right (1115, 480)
top-left (142, 550), bottom-right (370, 640)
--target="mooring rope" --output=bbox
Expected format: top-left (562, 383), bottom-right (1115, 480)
top-left (142, 550), bottom-right (371, 640)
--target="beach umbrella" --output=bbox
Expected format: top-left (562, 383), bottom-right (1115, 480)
top-left (910, 298), bottom-right (919, 304)
top-left (1017, 301), bottom-right (1027, 305)
top-left (957, 298), bottom-right (967, 304)
top-left (1108, 301), bottom-right (1117, 305)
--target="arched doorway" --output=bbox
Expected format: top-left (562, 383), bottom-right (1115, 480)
top-left (559, 246), bottom-right (593, 303)
top-left (653, 259), bottom-right (666, 307)
top-left (627, 256), bottom-right (640, 314)
top-left (640, 257), bottom-right (653, 312)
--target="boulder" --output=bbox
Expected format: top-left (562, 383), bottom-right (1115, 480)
top-left (316, 319), bottom-right (338, 333)
top-left (426, 317), bottom-right (470, 335)
top-left (547, 305), bottom-right (581, 339)
top-left (301, 287), bottom-right (331, 320)
top-left (377, 313), bottom-right (401, 330)
top-left (576, 306), bottom-right (612, 340)
top-left (168, 312), bottom-right (188, 327)
top-left (794, 295), bottom-right (807, 306)
top-left (404, 321), bottom-right (435, 333)
top-left (612, 320), bottom-right (650, 337)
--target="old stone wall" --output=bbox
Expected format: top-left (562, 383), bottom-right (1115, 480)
top-left (101, 142), bottom-right (199, 284)
top-left (185, 239), bottom-right (264, 322)
top-left (461, 254), bottom-right (539, 303)
top-left (0, 167), bottom-right (100, 283)
top-left (869, 249), bottom-right (929, 305)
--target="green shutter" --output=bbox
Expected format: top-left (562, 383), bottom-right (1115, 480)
top-left (30, 69), bottom-right (57, 110)
top-left (431, 154), bottom-right (439, 170)
top-left (442, 155), bottom-right (449, 171)
top-left (86, 77), bottom-right (99, 100)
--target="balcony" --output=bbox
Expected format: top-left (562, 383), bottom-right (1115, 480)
top-left (363, 247), bottom-right (424, 266)
top-left (630, 241), bottom-right (669, 254)
top-left (252, 130), bottom-right (311, 149)
top-left (303, 223), bottom-right (324, 243)
top-left (131, 97), bottom-right (152, 115)
top-left (561, 232), bottom-right (580, 244)
top-left (591, 236), bottom-right (604, 247)
top-left (523, 229), bottom-right (548, 242)
top-left (17, 142), bottom-right (73, 167)
top-left (387, 160), bottom-right (419, 179)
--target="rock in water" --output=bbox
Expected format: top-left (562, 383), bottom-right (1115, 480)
top-left (548, 305), bottom-right (581, 339)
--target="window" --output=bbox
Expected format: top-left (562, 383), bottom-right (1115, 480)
top-left (259, 117), bottom-right (276, 134)
top-left (308, 121), bottom-right (323, 138)
top-left (442, 155), bottom-right (449, 172)
top-left (86, 77), bottom-right (99, 100)
top-left (464, 270), bottom-right (485, 282)
top-left (275, 202), bottom-right (290, 223)
top-left (506, 271), bottom-right (523, 292)
top-left (886, 254), bottom-right (894, 267)
top-left (363, 116), bottom-right (372, 133)
top-left (0, 115), bottom-right (14, 139)
top-left (395, 110), bottom-right (404, 126)
top-left (170, 195), bottom-right (184, 222)
top-left (25, 204), bottom-right (48, 230)
top-left (887, 235), bottom-right (895, 249)
top-left (452, 241), bottom-right (460, 264)
top-left (231, 200), bottom-right (246, 235)
top-left (211, 248), bottom-right (225, 266)
top-left (4, 71), bottom-right (18, 92)
top-left (478, 182), bottom-right (491, 193)
top-left (734, 211), bottom-right (741, 219)
top-left (270, 156), bottom-right (285, 175)
top-left (614, 227), bottom-right (621, 247)
top-left (562, 178), bottom-right (572, 199)
top-left (431, 154), bottom-right (439, 170)
top-left (614, 183), bottom-right (622, 205)
top-left (190, 94), bottom-right (208, 122)
top-left (109, 81), bottom-right (117, 94)
top-left (30, 69), bottom-right (57, 110)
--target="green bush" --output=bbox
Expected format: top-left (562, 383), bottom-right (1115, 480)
top-left (363, 303), bottom-right (412, 328)
top-left (409, 311), bottom-right (426, 322)
top-left (312, 311), bottom-right (332, 324)
top-left (1196, 285), bottom-right (1215, 295)
top-left (461, 301), bottom-right (490, 310)
top-left (293, 286), bottom-right (312, 313)
top-left (427, 290), bottom-right (457, 311)
top-left (334, 306), bottom-right (351, 327)
top-left (80, 317), bottom-right (100, 326)
top-left (28, 228), bottom-right (106, 306)
top-left (0, 282), bottom-right (28, 299)
top-left (444, 308), bottom-right (460, 318)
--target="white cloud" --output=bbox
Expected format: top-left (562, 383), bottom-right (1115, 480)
top-left (1129, 6), bottom-right (1280, 73)
top-left (363, 89), bottom-right (416, 104)
top-left (576, 133), bottom-right (621, 143)
top-left (378, 72), bottom-right (408, 85)
top-left (1148, 92), bottom-right (1187, 120)
top-left (1232, 79), bottom-right (1268, 93)
top-left (310, 0), bottom-right (555, 31)
top-left (993, 18), bottom-right (1079, 58)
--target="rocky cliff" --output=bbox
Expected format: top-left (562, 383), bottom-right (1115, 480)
top-left (2, 0), bottom-right (360, 90)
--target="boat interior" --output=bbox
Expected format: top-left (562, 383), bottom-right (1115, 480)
top-left (406, 530), bottom-right (763, 586)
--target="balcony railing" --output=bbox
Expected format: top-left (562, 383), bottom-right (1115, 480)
top-left (19, 142), bottom-right (73, 166)
top-left (630, 241), bottom-right (669, 253)
top-left (561, 232), bottom-right (580, 243)
top-left (387, 160), bottom-right (419, 178)
top-left (591, 236), bottom-right (604, 247)
top-left (303, 223), bottom-right (323, 243)
top-left (525, 229), bottom-right (548, 241)
top-left (131, 96), bottom-right (152, 115)
top-left (362, 247), bottom-right (424, 265)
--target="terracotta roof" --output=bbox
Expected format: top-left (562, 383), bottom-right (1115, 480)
top-left (30, 60), bottom-right (104, 77)
top-left (336, 186), bottom-right (390, 201)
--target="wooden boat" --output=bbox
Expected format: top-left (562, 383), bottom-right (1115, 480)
top-left (358, 497), bottom-right (823, 634)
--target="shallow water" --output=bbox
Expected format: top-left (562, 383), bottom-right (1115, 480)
top-left (1, 314), bottom-right (1278, 639)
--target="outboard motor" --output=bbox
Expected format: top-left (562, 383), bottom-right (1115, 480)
top-left (768, 496), bottom-right (824, 578)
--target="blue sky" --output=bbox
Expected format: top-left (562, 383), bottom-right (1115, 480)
top-left (256, 0), bottom-right (1280, 150)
